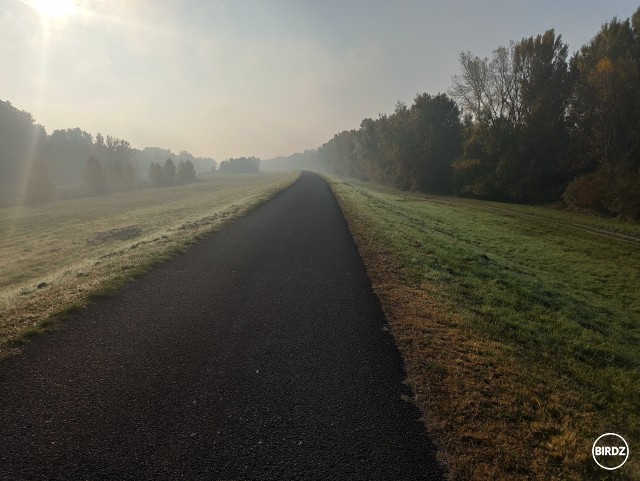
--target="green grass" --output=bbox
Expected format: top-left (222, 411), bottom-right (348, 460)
top-left (328, 177), bottom-right (639, 480)
top-left (0, 172), bottom-right (299, 359)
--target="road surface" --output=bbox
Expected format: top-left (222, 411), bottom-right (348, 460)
top-left (0, 172), bottom-right (444, 480)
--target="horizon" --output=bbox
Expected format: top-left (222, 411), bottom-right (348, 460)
top-left (2, 0), bottom-right (638, 159)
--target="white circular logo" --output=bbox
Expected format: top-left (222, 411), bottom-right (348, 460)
top-left (592, 433), bottom-right (629, 470)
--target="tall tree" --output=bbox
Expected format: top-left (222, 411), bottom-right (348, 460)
top-left (450, 47), bottom-right (519, 199)
top-left (567, 8), bottom-right (640, 218)
top-left (507, 29), bottom-right (572, 201)
top-left (409, 93), bottom-right (462, 193)
top-left (47, 128), bottom-right (94, 186)
top-left (0, 100), bottom-right (48, 196)
top-left (24, 159), bottom-right (54, 204)
top-left (122, 162), bottom-right (137, 190)
top-left (354, 118), bottom-right (385, 182)
top-left (84, 156), bottom-right (106, 195)
top-left (450, 45), bottom-right (518, 127)
top-left (148, 162), bottom-right (166, 187)
top-left (163, 158), bottom-right (176, 183)
top-left (176, 160), bottom-right (197, 184)
top-left (450, 30), bottom-right (572, 202)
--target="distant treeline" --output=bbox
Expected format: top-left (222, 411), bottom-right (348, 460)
top-left (0, 101), bottom-right (217, 205)
top-left (262, 150), bottom-right (321, 172)
top-left (135, 146), bottom-right (217, 181)
top-left (218, 156), bottom-right (260, 173)
top-left (281, 9), bottom-right (640, 219)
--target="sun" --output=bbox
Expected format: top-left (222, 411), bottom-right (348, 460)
top-left (25, 0), bottom-right (79, 21)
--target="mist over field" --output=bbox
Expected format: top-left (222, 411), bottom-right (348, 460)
top-left (3, 1), bottom-right (640, 217)
top-left (1, 1), bottom-right (640, 480)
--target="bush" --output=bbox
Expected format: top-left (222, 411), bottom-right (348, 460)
top-left (602, 169), bottom-right (640, 220)
top-left (563, 169), bottom-right (640, 219)
top-left (562, 174), bottom-right (604, 212)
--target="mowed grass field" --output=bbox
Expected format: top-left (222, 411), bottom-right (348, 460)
top-left (0, 172), bottom-right (299, 360)
top-left (327, 177), bottom-right (640, 481)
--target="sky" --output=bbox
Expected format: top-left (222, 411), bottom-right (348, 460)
top-left (1, 0), bottom-right (638, 160)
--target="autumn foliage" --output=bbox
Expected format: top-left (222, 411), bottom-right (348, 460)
top-left (314, 8), bottom-right (640, 219)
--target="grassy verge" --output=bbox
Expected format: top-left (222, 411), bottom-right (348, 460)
top-left (0, 172), bottom-right (299, 360)
top-left (326, 176), bottom-right (639, 480)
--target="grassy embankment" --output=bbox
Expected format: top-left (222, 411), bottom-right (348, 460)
top-left (0, 172), bottom-right (299, 360)
top-left (327, 177), bottom-right (639, 481)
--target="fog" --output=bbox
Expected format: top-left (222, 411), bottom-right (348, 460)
top-left (1, 0), bottom-right (636, 162)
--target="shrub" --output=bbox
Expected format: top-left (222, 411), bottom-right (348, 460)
top-left (562, 173), bottom-right (604, 212)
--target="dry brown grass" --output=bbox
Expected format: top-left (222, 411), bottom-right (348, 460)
top-left (331, 181), bottom-right (636, 480)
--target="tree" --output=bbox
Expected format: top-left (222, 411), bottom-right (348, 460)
top-left (176, 160), bottom-right (197, 184)
top-left (449, 45), bottom-right (518, 126)
top-left (122, 162), bottom-right (137, 190)
top-left (318, 131), bottom-right (357, 178)
top-left (507, 29), bottom-right (572, 201)
top-left (24, 159), bottom-right (54, 204)
top-left (0, 101), bottom-right (47, 197)
top-left (47, 128), bottom-right (94, 186)
top-left (316, 93), bottom-right (461, 193)
top-left (107, 159), bottom-right (124, 192)
top-left (408, 93), bottom-right (462, 193)
top-left (567, 8), bottom-right (640, 217)
top-left (354, 118), bottom-right (385, 182)
top-left (450, 30), bottom-right (572, 202)
top-left (218, 157), bottom-right (260, 173)
top-left (101, 136), bottom-right (135, 191)
top-left (84, 156), bottom-right (106, 195)
top-left (163, 158), bottom-right (176, 184)
top-left (148, 162), bottom-right (166, 187)
top-left (380, 101), bottom-right (415, 189)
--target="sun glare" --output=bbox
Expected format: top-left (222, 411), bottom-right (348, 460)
top-left (25, 0), bottom-right (79, 21)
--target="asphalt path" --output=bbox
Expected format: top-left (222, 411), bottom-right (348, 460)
top-left (0, 172), bottom-right (444, 480)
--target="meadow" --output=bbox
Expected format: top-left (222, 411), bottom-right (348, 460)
top-left (328, 177), bottom-right (640, 481)
top-left (0, 172), bottom-right (299, 359)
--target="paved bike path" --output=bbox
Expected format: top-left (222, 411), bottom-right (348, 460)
top-left (0, 171), bottom-right (444, 480)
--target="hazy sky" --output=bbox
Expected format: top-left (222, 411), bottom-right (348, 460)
top-left (1, 1), bottom-right (638, 159)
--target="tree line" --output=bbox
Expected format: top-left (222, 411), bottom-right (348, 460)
top-left (147, 158), bottom-right (197, 188)
top-left (218, 156), bottom-right (260, 173)
top-left (0, 101), bottom-right (217, 205)
top-left (309, 8), bottom-right (640, 219)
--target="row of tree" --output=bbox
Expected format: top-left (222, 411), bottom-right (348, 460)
top-left (147, 158), bottom-right (197, 187)
top-left (318, 94), bottom-right (462, 193)
top-left (0, 100), bottom-right (218, 205)
top-left (134, 147), bottom-right (217, 180)
top-left (218, 156), bottom-right (260, 173)
top-left (308, 8), bottom-right (640, 219)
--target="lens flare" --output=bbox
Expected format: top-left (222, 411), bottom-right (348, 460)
top-left (24, 0), bottom-right (78, 21)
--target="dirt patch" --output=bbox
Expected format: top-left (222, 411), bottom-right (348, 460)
top-left (88, 226), bottom-right (142, 244)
